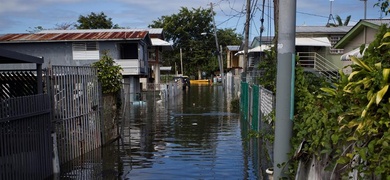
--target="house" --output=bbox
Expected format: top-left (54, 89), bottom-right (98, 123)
top-left (140, 28), bottom-right (172, 91)
top-left (231, 36), bottom-right (274, 75)
top-left (226, 45), bottom-right (241, 75)
top-left (0, 29), bottom-right (171, 101)
top-left (295, 26), bottom-right (352, 70)
top-left (233, 26), bottom-right (352, 80)
top-left (334, 19), bottom-right (390, 74)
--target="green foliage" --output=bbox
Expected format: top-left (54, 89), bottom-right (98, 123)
top-left (257, 47), bottom-right (277, 92)
top-left (335, 15), bottom-right (351, 26)
top-left (27, 26), bottom-right (45, 33)
top-left (291, 25), bottom-right (390, 178)
top-left (149, 7), bottom-right (242, 77)
top-left (92, 51), bottom-right (123, 94)
top-left (375, 0), bottom-right (390, 15)
top-left (75, 12), bottom-right (119, 29)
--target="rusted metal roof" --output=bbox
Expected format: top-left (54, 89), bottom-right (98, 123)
top-left (0, 30), bottom-right (150, 43)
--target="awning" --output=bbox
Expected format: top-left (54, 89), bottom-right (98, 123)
top-left (235, 45), bottom-right (272, 55)
top-left (340, 46), bottom-right (367, 61)
top-left (160, 66), bottom-right (172, 71)
top-left (295, 37), bottom-right (331, 47)
top-left (151, 38), bottom-right (172, 50)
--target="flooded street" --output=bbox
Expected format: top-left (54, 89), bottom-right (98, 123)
top-left (60, 84), bottom-right (264, 179)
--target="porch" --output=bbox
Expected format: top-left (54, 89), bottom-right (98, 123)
top-left (115, 59), bottom-right (148, 75)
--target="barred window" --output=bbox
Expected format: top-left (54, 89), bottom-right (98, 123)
top-left (72, 42), bottom-right (100, 60)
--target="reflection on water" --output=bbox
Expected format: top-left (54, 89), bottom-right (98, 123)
top-left (60, 85), bottom-right (267, 179)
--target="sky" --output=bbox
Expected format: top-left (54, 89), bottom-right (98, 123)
top-left (0, 0), bottom-right (385, 39)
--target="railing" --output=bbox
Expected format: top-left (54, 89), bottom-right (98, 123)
top-left (297, 52), bottom-right (340, 80)
top-left (114, 59), bottom-right (147, 75)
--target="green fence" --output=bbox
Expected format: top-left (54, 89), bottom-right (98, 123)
top-left (240, 81), bottom-right (275, 131)
top-left (239, 80), bottom-right (275, 178)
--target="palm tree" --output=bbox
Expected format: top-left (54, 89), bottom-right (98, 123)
top-left (335, 15), bottom-right (351, 26)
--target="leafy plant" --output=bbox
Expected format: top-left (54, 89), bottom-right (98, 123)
top-left (257, 47), bottom-right (277, 92)
top-left (92, 51), bottom-right (123, 94)
top-left (290, 24), bottom-right (390, 178)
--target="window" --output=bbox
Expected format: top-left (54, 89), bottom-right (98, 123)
top-left (329, 36), bottom-right (344, 54)
top-left (72, 42), bottom-right (100, 60)
top-left (120, 43), bottom-right (138, 59)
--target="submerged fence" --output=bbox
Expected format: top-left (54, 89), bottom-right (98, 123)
top-left (0, 93), bottom-right (53, 180)
top-left (50, 66), bottom-right (101, 164)
top-left (240, 81), bottom-right (275, 131)
top-left (239, 80), bottom-right (275, 178)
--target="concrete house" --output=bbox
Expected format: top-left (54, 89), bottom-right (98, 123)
top-left (140, 28), bottom-right (172, 91)
top-left (234, 26), bottom-right (352, 79)
top-left (0, 29), bottom-right (158, 101)
top-left (295, 26), bottom-right (352, 70)
top-left (334, 19), bottom-right (390, 74)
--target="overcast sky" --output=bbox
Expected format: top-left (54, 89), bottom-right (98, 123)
top-left (0, 0), bottom-right (384, 39)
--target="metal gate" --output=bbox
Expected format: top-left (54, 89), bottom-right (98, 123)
top-left (49, 66), bottom-right (101, 164)
top-left (0, 70), bottom-right (53, 179)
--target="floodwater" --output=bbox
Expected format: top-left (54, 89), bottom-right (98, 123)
top-left (60, 84), bottom-right (268, 180)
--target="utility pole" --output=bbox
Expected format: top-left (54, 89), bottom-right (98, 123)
top-left (180, 48), bottom-right (183, 75)
top-left (361, 0), bottom-right (367, 19)
top-left (273, 0), bottom-right (296, 179)
top-left (242, 0), bottom-right (251, 81)
top-left (210, 2), bottom-right (224, 88)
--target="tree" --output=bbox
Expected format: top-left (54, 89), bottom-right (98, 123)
top-left (27, 26), bottom-right (45, 33)
top-left (335, 15), bottom-right (351, 26)
top-left (376, 0), bottom-right (390, 15)
top-left (92, 51), bottom-right (123, 94)
top-left (75, 12), bottom-right (119, 29)
top-left (149, 7), bottom-right (242, 77)
top-left (54, 22), bottom-right (75, 30)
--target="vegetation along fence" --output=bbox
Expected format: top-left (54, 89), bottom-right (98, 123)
top-left (49, 66), bottom-right (101, 164)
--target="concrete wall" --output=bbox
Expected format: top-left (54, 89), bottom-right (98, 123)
top-left (0, 42), bottom-right (117, 68)
top-left (0, 41), bottom-right (148, 68)
top-left (101, 93), bottom-right (120, 145)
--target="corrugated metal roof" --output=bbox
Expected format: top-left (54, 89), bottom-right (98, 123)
top-left (39, 28), bottom-right (164, 34)
top-left (362, 19), bottom-right (390, 26)
top-left (0, 30), bottom-right (149, 42)
top-left (296, 26), bottom-right (352, 34)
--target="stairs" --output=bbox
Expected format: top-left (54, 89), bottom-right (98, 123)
top-left (297, 52), bottom-right (340, 81)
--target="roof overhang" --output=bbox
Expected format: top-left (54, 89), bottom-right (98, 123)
top-left (235, 45), bottom-right (272, 55)
top-left (295, 37), bottom-right (331, 47)
top-left (151, 38), bottom-right (172, 50)
top-left (0, 48), bottom-right (43, 64)
top-left (160, 66), bottom-right (172, 71)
